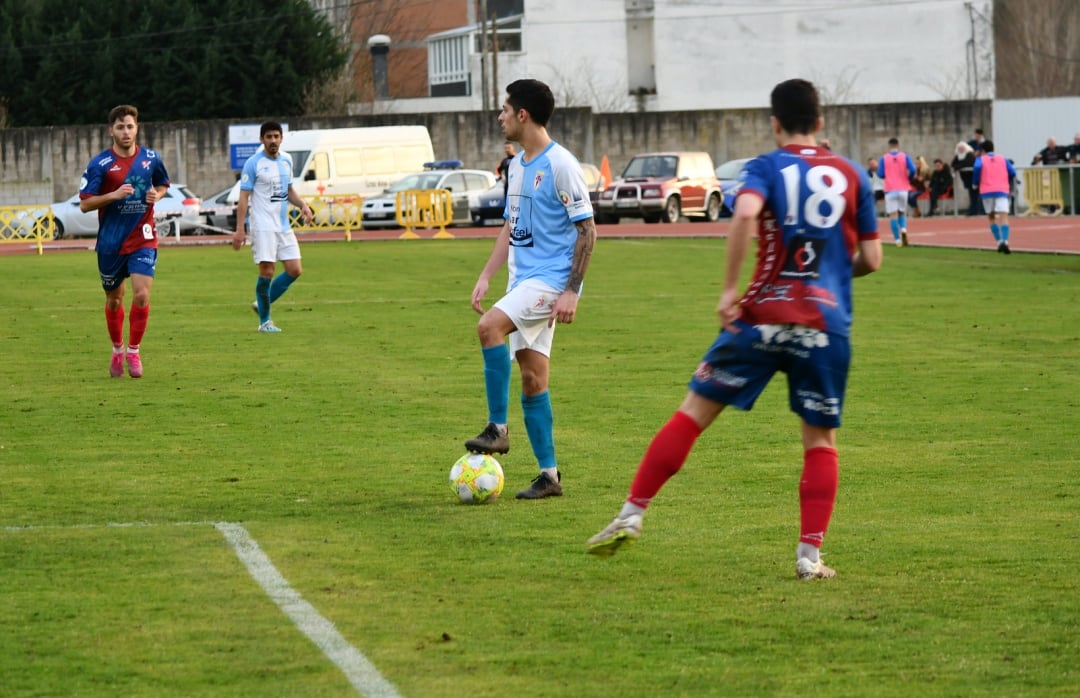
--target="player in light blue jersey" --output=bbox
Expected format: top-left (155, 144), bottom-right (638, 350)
top-left (232, 122), bottom-right (313, 333)
top-left (465, 79), bottom-right (597, 500)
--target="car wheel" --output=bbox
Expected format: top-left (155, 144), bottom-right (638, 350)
top-left (662, 196), bottom-right (681, 223)
top-left (52, 219), bottom-right (65, 240)
top-left (694, 193), bottom-right (721, 223)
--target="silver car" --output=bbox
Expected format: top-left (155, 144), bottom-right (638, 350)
top-left (361, 163), bottom-right (497, 230)
top-left (50, 184), bottom-right (202, 238)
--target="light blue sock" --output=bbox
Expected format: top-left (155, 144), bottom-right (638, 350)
top-left (522, 390), bottom-right (556, 470)
top-left (482, 344), bottom-right (511, 424)
top-left (898, 214), bottom-right (907, 230)
top-left (890, 218), bottom-right (899, 241)
top-left (256, 276), bottom-right (271, 323)
top-left (1001, 224), bottom-right (1010, 242)
top-left (990, 223), bottom-right (1001, 242)
top-left (269, 272), bottom-right (297, 303)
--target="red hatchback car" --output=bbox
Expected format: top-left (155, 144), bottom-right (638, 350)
top-left (596, 151), bottom-right (723, 224)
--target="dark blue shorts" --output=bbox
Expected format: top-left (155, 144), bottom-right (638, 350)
top-left (98, 248), bottom-right (157, 292)
top-left (688, 321), bottom-right (851, 428)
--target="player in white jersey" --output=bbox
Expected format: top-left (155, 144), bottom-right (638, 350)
top-left (232, 122), bottom-right (313, 333)
top-left (465, 79), bottom-right (597, 500)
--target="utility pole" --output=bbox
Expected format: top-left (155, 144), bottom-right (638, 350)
top-left (478, 0), bottom-right (488, 112)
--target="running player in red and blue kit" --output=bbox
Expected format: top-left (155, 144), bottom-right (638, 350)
top-left (79, 104), bottom-right (171, 378)
top-left (588, 79), bottom-right (883, 580)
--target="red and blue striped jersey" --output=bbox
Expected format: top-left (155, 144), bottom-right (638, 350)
top-left (735, 145), bottom-right (878, 337)
top-left (80, 146), bottom-right (170, 255)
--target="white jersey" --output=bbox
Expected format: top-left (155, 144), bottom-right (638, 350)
top-left (239, 150), bottom-right (295, 234)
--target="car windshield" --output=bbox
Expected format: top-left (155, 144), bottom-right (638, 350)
top-left (623, 156), bottom-right (677, 179)
top-left (388, 173), bottom-right (444, 192)
top-left (288, 150), bottom-right (311, 179)
top-left (716, 159), bottom-right (749, 180)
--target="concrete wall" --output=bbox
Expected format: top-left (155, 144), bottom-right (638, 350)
top-left (0, 100), bottom-right (991, 206)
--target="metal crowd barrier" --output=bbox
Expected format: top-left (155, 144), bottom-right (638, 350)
top-left (0, 205), bottom-right (55, 254)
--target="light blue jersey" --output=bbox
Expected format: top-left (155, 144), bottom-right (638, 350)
top-left (504, 141), bottom-right (593, 292)
top-left (240, 150), bottom-right (295, 233)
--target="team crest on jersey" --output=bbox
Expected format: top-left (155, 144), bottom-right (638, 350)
top-left (140, 160), bottom-right (152, 170)
top-left (559, 190), bottom-right (570, 205)
top-left (533, 171), bottom-right (545, 190)
top-left (780, 235), bottom-right (825, 280)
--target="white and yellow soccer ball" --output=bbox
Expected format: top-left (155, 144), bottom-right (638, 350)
top-left (449, 453), bottom-right (504, 504)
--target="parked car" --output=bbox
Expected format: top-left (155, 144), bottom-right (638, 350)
top-left (361, 161), bottom-right (496, 230)
top-left (715, 157), bottom-right (752, 216)
top-left (200, 185), bottom-right (238, 232)
top-left (470, 161), bottom-right (607, 227)
top-left (50, 184), bottom-right (202, 238)
top-left (595, 152), bottom-right (722, 224)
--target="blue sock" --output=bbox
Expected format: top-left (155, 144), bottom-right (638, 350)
top-left (990, 223), bottom-right (1001, 242)
top-left (898, 214), bottom-right (907, 230)
top-left (890, 218), bottom-right (900, 241)
top-left (269, 272), bottom-right (297, 303)
top-left (1001, 224), bottom-right (1010, 243)
top-left (522, 391), bottom-right (556, 470)
top-left (482, 344), bottom-right (511, 424)
top-left (256, 277), bottom-right (271, 323)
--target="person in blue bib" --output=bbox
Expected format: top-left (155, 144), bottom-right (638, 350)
top-left (465, 79), bottom-right (597, 500)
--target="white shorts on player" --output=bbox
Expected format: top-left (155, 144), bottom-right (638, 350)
top-left (884, 191), bottom-right (908, 215)
top-left (981, 195), bottom-right (1010, 214)
top-left (250, 229), bottom-right (301, 264)
top-left (493, 278), bottom-right (561, 358)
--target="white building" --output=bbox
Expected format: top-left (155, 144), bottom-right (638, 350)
top-left (355, 0), bottom-right (994, 115)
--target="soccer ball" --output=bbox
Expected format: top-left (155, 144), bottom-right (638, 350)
top-left (449, 453), bottom-right (504, 504)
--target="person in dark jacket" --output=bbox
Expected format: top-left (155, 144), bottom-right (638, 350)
top-left (952, 141), bottom-right (982, 216)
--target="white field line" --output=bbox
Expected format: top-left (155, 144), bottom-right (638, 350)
top-left (215, 523), bottom-right (400, 698)
top-left (3, 520), bottom-right (400, 698)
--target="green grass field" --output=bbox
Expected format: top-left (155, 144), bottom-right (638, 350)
top-left (1, 238), bottom-right (1078, 697)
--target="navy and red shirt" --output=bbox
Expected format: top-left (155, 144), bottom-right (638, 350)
top-left (79, 146), bottom-right (170, 255)
top-left (736, 145), bottom-right (878, 337)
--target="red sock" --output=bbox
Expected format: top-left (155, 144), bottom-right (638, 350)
top-left (105, 305), bottom-right (125, 347)
top-left (799, 447), bottom-right (839, 547)
top-left (128, 304), bottom-right (149, 348)
top-left (627, 411), bottom-right (703, 508)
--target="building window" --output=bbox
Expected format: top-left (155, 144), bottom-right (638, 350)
top-left (625, 0), bottom-right (656, 95)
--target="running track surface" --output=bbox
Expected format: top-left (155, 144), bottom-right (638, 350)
top-left (3, 214), bottom-right (1078, 256)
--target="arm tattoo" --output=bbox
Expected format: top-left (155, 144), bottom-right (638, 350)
top-left (567, 217), bottom-right (596, 293)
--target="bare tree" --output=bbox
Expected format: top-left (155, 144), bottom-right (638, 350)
top-left (543, 61), bottom-right (632, 113)
top-left (995, 0), bottom-right (1080, 98)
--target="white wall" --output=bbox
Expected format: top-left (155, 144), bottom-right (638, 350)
top-left (993, 98), bottom-right (1080, 165)
top-left (517, 0), bottom-right (989, 111)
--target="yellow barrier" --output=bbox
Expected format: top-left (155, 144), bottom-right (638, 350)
top-left (291, 195), bottom-right (365, 240)
top-left (0, 205), bottom-right (55, 254)
top-left (395, 189), bottom-right (454, 239)
top-left (1022, 169), bottom-right (1064, 216)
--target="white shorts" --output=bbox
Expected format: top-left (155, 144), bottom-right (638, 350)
top-left (981, 196), bottom-right (1010, 213)
top-left (493, 278), bottom-right (561, 358)
top-left (884, 191), bottom-right (908, 214)
top-left (251, 229), bottom-right (301, 264)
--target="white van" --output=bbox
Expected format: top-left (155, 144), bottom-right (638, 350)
top-left (230, 125), bottom-right (435, 202)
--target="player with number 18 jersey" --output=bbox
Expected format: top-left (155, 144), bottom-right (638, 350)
top-left (736, 146), bottom-right (878, 337)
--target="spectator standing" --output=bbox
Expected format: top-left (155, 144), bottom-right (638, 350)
top-left (877, 137), bottom-right (916, 246)
top-left (927, 158), bottom-right (953, 216)
top-left (968, 128), bottom-right (987, 156)
top-left (585, 78), bottom-right (882, 580)
top-left (972, 139), bottom-right (1017, 254)
top-left (1031, 137), bottom-right (1066, 166)
top-left (496, 140), bottom-right (516, 194)
top-left (1067, 134), bottom-right (1080, 163)
top-left (232, 122), bottom-right (314, 332)
top-left (78, 104), bottom-right (170, 379)
top-left (952, 141), bottom-right (983, 216)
